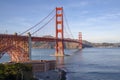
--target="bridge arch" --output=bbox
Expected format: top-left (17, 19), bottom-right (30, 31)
top-left (1, 45), bottom-right (29, 62)
top-left (0, 34), bottom-right (30, 62)
top-left (8, 46), bottom-right (29, 62)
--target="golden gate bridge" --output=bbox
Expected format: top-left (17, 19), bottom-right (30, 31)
top-left (0, 7), bottom-right (82, 63)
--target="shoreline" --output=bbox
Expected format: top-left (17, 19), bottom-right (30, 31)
top-left (34, 69), bottom-right (67, 80)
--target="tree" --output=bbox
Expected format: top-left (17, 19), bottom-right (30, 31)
top-left (0, 63), bottom-right (37, 80)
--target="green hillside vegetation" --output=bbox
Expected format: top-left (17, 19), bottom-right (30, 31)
top-left (0, 63), bottom-right (37, 80)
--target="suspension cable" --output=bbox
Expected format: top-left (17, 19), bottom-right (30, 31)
top-left (63, 10), bottom-right (74, 39)
top-left (20, 9), bottom-right (55, 35)
top-left (31, 15), bottom-right (55, 35)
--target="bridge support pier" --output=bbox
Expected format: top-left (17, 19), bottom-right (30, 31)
top-left (79, 32), bottom-right (82, 49)
top-left (55, 42), bottom-right (64, 56)
top-left (55, 7), bottom-right (64, 56)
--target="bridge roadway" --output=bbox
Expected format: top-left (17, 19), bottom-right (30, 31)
top-left (0, 34), bottom-right (79, 43)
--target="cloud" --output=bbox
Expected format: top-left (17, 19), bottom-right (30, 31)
top-left (0, 17), bottom-right (34, 34)
top-left (71, 11), bottom-right (120, 28)
top-left (87, 13), bottom-right (120, 22)
top-left (84, 33), bottom-right (120, 43)
top-left (80, 1), bottom-right (89, 6)
top-left (6, 17), bottom-right (32, 27)
top-left (68, 11), bottom-right (120, 42)
top-left (66, 1), bottom-right (89, 8)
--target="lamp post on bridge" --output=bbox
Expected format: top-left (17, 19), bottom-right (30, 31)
top-left (28, 32), bottom-right (32, 60)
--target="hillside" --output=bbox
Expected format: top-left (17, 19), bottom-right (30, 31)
top-left (32, 40), bottom-right (120, 49)
top-left (32, 41), bottom-right (79, 49)
top-left (32, 36), bottom-right (120, 48)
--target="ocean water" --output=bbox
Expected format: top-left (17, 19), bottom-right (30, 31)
top-left (64, 48), bottom-right (120, 80)
top-left (0, 48), bottom-right (120, 80)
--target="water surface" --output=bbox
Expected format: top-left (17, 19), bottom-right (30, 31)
top-left (0, 48), bottom-right (120, 80)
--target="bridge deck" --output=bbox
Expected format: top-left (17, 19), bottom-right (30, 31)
top-left (0, 34), bottom-right (79, 43)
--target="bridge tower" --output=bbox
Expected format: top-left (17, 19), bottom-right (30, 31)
top-left (55, 7), bottom-right (64, 56)
top-left (79, 32), bottom-right (82, 49)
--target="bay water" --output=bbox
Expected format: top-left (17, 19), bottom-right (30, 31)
top-left (0, 48), bottom-right (120, 80)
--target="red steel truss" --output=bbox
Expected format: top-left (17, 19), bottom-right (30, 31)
top-left (0, 33), bottom-right (29, 62)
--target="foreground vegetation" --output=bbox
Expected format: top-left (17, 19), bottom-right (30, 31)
top-left (0, 63), bottom-right (37, 80)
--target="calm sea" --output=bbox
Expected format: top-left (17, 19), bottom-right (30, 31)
top-left (0, 48), bottom-right (120, 80)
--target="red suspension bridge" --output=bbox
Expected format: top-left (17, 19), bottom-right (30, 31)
top-left (0, 7), bottom-right (82, 62)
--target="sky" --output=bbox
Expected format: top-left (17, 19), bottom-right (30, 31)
top-left (0, 0), bottom-right (120, 43)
